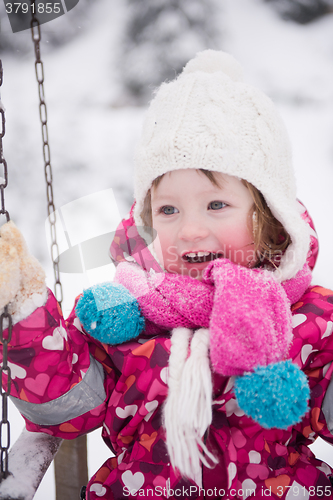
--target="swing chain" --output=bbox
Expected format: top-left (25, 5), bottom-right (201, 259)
top-left (0, 62), bottom-right (9, 224)
top-left (0, 309), bottom-right (12, 482)
top-left (30, 1), bottom-right (63, 306)
top-left (0, 59), bottom-right (13, 482)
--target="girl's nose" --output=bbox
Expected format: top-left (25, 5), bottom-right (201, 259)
top-left (178, 217), bottom-right (210, 241)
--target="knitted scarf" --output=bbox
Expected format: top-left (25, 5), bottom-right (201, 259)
top-left (114, 258), bottom-right (312, 375)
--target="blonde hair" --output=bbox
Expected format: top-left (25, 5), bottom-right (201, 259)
top-left (140, 169), bottom-right (291, 268)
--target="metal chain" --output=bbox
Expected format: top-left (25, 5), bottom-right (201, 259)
top-left (0, 59), bottom-right (13, 482)
top-left (30, 0), bottom-right (63, 306)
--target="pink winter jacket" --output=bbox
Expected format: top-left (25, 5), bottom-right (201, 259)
top-left (2, 208), bottom-right (333, 500)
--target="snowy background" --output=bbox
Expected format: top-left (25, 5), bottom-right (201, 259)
top-left (0, 0), bottom-right (333, 497)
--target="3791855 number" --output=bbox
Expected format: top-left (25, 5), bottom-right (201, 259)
top-left (276, 484), bottom-right (332, 497)
top-left (5, 3), bottom-right (61, 14)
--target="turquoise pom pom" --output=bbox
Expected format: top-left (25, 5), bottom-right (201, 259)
top-left (234, 360), bottom-right (310, 429)
top-left (75, 282), bottom-right (145, 345)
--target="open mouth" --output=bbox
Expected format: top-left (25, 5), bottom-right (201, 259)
top-left (182, 251), bottom-right (223, 264)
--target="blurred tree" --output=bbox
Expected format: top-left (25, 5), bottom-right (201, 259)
top-left (116, 0), bottom-right (220, 105)
top-left (264, 0), bottom-right (333, 24)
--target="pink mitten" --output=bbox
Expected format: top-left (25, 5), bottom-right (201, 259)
top-left (203, 259), bottom-right (293, 376)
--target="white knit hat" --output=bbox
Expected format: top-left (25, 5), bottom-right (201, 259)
top-left (134, 50), bottom-right (310, 282)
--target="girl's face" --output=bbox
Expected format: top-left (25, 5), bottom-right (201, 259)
top-left (151, 169), bottom-right (255, 280)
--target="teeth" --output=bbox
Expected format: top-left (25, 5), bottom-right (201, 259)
top-left (186, 251), bottom-right (211, 257)
top-left (183, 251), bottom-right (222, 263)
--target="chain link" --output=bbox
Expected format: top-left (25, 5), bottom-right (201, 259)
top-left (0, 59), bottom-right (13, 482)
top-left (0, 3), bottom-right (65, 483)
top-left (30, 0), bottom-right (63, 306)
top-left (0, 61), bottom-right (9, 225)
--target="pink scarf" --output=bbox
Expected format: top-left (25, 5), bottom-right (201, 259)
top-left (114, 258), bottom-right (312, 376)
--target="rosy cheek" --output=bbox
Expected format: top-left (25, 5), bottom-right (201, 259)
top-left (227, 221), bottom-right (252, 244)
top-left (219, 224), bottom-right (254, 266)
top-left (222, 229), bottom-right (246, 249)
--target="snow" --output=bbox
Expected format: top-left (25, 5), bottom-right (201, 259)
top-left (0, 428), bottom-right (61, 500)
top-left (0, 0), bottom-right (333, 497)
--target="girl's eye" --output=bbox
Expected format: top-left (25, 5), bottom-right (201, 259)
top-left (160, 205), bottom-right (179, 215)
top-left (209, 201), bottom-right (227, 210)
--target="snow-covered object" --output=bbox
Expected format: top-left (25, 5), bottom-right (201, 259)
top-left (0, 222), bottom-right (21, 310)
top-left (0, 428), bottom-right (61, 500)
top-left (134, 49), bottom-right (310, 282)
top-left (0, 221), bottom-right (47, 324)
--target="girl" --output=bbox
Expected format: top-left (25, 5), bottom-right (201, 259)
top-left (1, 50), bottom-right (333, 500)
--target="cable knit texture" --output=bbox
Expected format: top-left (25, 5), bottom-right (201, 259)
top-left (133, 50), bottom-right (310, 281)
